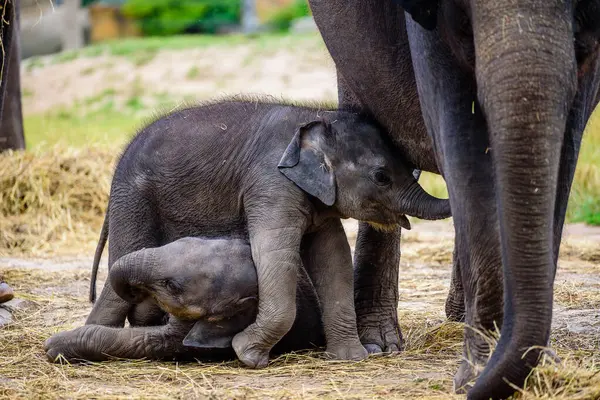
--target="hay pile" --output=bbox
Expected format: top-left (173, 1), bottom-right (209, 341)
top-left (0, 146), bottom-right (116, 255)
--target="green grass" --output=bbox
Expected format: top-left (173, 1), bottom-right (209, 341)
top-left (186, 66), bottom-right (201, 80)
top-left (24, 110), bottom-right (144, 149)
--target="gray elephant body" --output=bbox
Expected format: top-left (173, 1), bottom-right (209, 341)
top-left (85, 98), bottom-right (450, 368)
top-left (309, 1), bottom-right (600, 398)
top-left (46, 237), bottom-right (325, 362)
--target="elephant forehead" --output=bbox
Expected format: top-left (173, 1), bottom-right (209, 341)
top-left (342, 152), bottom-right (387, 168)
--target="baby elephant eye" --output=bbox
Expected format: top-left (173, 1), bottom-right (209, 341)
top-left (370, 168), bottom-right (392, 186)
top-left (164, 279), bottom-right (182, 293)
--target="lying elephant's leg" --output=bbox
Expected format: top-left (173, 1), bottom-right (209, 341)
top-left (45, 318), bottom-right (194, 362)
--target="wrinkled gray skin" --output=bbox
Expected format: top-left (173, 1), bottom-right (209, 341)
top-left (85, 98), bottom-right (451, 369)
top-left (45, 238), bottom-right (325, 362)
top-left (309, 0), bottom-right (600, 398)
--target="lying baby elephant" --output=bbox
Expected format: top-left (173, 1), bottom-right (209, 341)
top-left (45, 237), bottom-right (325, 362)
top-left (87, 97), bottom-right (451, 368)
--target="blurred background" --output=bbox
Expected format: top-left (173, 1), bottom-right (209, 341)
top-left (20, 0), bottom-right (337, 147)
top-left (2, 0), bottom-right (599, 256)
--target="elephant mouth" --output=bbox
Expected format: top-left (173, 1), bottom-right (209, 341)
top-left (153, 297), bottom-right (206, 320)
top-left (366, 220), bottom-right (399, 232)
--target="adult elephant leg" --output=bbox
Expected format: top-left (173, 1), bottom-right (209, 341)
top-left (353, 223), bottom-right (403, 353)
top-left (405, 18), bottom-right (503, 394)
top-left (445, 247), bottom-right (465, 322)
top-left (553, 53), bottom-right (600, 264)
top-left (0, 0), bottom-right (24, 152)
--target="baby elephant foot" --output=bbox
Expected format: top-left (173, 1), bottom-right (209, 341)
top-left (325, 341), bottom-right (368, 362)
top-left (44, 330), bottom-right (85, 363)
top-left (232, 329), bottom-right (270, 369)
top-left (357, 310), bottom-right (404, 354)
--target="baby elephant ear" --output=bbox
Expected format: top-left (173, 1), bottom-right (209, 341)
top-left (394, 0), bottom-right (439, 31)
top-left (278, 121), bottom-right (336, 206)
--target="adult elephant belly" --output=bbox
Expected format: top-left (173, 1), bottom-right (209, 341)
top-left (310, 0), bottom-right (440, 175)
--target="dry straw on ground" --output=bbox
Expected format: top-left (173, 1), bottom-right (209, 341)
top-left (0, 146), bottom-right (116, 256)
top-left (1, 283), bottom-right (599, 399)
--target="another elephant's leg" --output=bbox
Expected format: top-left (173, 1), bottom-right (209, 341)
top-left (86, 193), bottom-right (161, 327)
top-left (553, 57), bottom-right (600, 264)
top-left (406, 21), bottom-right (503, 392)
top-left (301, 219), bottom-right (367, 360)
top-left (45, 318), bottom-right (193, 362)
top-left (434, 120), bottom-right (503, 391)
top-left (445, 245), bottom-right (465, 322)
top-left (353, 223), bottom-right (403, 353)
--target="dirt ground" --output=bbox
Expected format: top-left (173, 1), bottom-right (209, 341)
top-left (1, 219), bottom-right (599, 399)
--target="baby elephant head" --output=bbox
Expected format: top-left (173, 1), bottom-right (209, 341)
top-left (109, 237), bottom-right (258, 323)
top-left (278, 112), bottom-right (451, 230)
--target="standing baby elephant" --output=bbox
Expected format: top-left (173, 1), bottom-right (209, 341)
top-left (45, 237), bottom-right (324, 362)
top-left (87, 97), bottom-right (451, 368)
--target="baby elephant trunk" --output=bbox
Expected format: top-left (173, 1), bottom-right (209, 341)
top-left (109, 248), bottom-right (157, 304)
top-left (398, 180), bottom-right (451, 220)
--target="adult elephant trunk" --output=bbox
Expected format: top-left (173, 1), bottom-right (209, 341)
top-left (397, 180), bottom-right (451, 220)
top-left (469, 2), bottom-right (577, 399)
top-left (109, 248), bottom-right (157, 304)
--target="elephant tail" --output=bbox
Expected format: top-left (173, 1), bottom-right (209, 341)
top-left (89, 209), bottom-right (109, 303)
